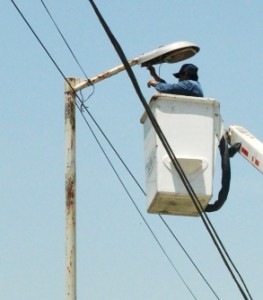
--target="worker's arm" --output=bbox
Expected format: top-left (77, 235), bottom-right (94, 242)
top-left (147, 66), bottom-right (165, 82)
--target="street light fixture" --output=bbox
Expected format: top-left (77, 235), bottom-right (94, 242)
top-left (138, 40), bottom-right (199, 66)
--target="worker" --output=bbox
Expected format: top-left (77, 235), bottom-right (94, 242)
top-left (147, 63), bottom-right (204, 97)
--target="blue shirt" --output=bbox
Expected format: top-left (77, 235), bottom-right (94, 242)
top-left (155, 80), bottom-right (204, 97)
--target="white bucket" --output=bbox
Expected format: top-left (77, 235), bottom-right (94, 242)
top-left (140, 94), bottom-right (223, 216)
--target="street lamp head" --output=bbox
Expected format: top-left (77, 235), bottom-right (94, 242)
top-left (71, 41), bottom-right (200, 93)
top-left (138, 41), bottom-right (199, 67)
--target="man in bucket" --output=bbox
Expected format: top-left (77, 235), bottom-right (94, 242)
top-left (147, 63), bottom-right (204, 97)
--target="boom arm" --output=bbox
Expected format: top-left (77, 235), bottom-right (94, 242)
top-left (228, 125), bottom-right (263, 174)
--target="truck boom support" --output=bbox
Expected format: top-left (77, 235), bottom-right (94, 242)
top-left (228, 125), bottom-right (263, 174)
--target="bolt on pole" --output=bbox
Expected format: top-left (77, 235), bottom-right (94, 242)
top-left (65, 78), bottom-right (77, 300)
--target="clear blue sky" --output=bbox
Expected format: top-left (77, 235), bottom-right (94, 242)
top-left (1, 1), bottom-right (263, 299)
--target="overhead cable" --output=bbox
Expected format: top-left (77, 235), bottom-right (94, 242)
top-left (39, 0), bottom-right (95, 103)
top-left (87, 1), bottom-right (253, 299)
top-left (37, 3), bottom-right (215, 297)
top-left (10, 2), bottom-right (198, 298)
top-left (79, 97), bottom-right (220, 300)
top-left (11, 1), bottom-right (249, 298)
top-left (76, 102), bottom-right (198, 300)
top-left (10, 0), bottom-right (68, 83)
top-left (40, 0), bottom-right (89, 79)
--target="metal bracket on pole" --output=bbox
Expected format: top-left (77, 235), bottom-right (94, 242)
top-left (73, 58), bottom-right (139, 93)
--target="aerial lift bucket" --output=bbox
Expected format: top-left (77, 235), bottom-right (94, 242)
top-left (140, 94), bottom-right (223, 216)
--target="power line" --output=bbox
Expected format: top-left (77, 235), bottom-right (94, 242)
top-left (77, 102), bottom-right (198, 300)
top-left (10, 2), bottom-right (199, 298)
top-left (37, 2), bottom-right (219, 297)
top-left (86, 1), bottom-right (253, 299)
top-left (39, 0), bottom-right (95, 103)
top-left (9, 1), bottom-right (240, 298)
top-left (11, 1), bottom-right (251, 299)
top-left (79, 98), bottom-right (220, 299)
top-left (33, 5), bottom-right (220, 297)
top-left (10, 0), bottom-right (67, 83)
top-left (40, 0), bottom-right (88, 79)
top-left (159, 215), bottom-right (220, 300)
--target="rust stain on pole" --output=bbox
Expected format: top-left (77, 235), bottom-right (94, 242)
top-left (65, 99), bottom-right (76, 130)
top-left (66, 179), bottom-right (75, 212)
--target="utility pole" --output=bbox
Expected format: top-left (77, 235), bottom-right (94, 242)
top-left (63, 41), bottom-right (199, 300)
top-left (64, 62), bottom-right (142, 299)
top-left (65, 78), bottom-right (77, 300)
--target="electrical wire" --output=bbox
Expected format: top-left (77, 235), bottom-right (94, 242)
top-left (40, 0), bottom-right (88, 79)
top-left (87, 1), bottom-right (253, 299)
top-left (37, 2), bottom-right (219, 298)
top-left (76, 100), bottom-right (198, 300)
top-left (32, 7), bottom-right (219, 298)
top-left (159, 215), bottom-right (220, 299)
top-left (78, 95), bottom-right (220, 299)
top-left (11, 1), bottom-right (246, 298)
top-left (10, 0), bottom-right (67, 82)
top-left (39, 0), bottom-right (95, 103)
top-left (10, 1), bottom-right (199, 298)
top-left (10, 1), bottom-right (252, 299)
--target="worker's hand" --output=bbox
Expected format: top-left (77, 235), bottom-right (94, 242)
top-left (147, 79), bottom-right (157, 88)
